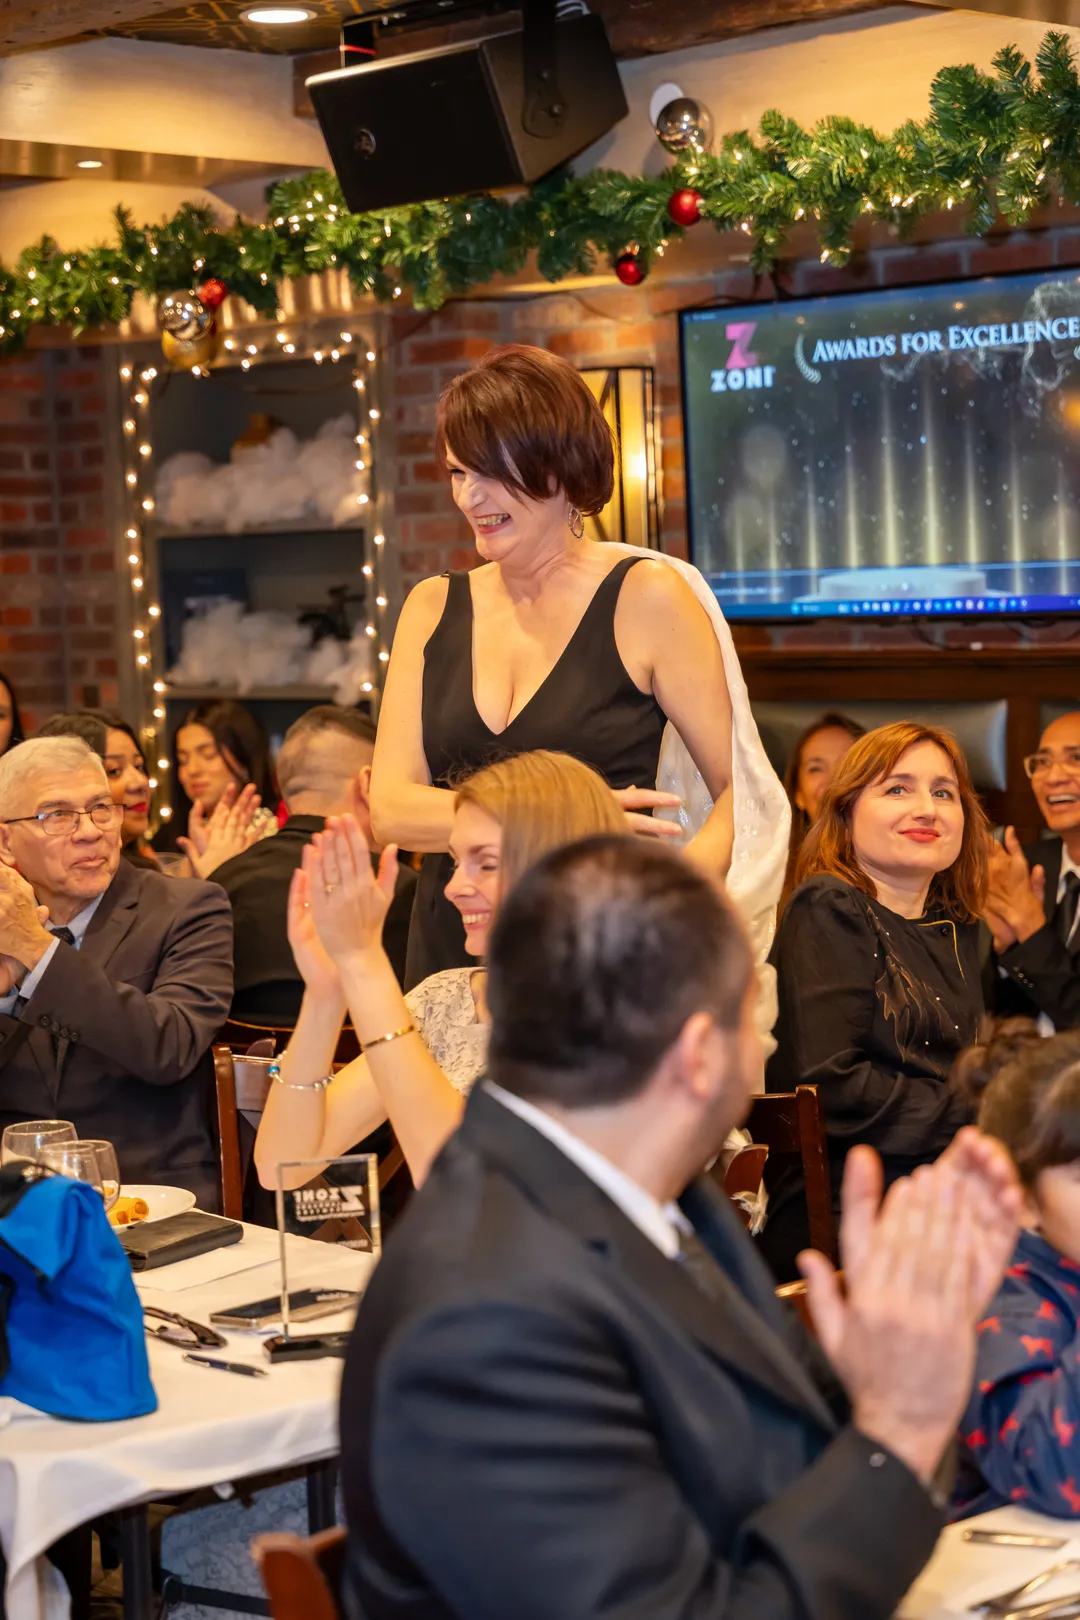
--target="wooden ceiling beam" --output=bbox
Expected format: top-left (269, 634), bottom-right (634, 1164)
top-left (589, 0), bottom-right (886, 57)
top-left (0, 0), bottom-right (187, 54)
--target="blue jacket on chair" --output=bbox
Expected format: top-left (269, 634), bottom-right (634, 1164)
top-left (954, 1226), bottom-right (1080, 1518)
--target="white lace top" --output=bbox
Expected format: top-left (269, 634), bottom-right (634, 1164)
top-left (404, 967), bottom-right (488, 1094)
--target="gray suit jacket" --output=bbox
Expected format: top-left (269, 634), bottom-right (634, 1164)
top-left (0, 860), bottom-right (233, 1209)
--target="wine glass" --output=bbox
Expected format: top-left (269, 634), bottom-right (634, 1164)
top-left (38, 1140), bottom-right (104, 1198)
top-left (1, 1119), bottom-right (76, 1166)
top-left (78, 1139), bottom-right (121, 1213)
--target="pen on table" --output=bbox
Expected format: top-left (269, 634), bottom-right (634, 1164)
top-left (182, 1353), bottom-right (269, 1378)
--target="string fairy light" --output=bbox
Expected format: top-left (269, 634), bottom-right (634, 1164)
top-left (117, 321), bottom-right (388, 826)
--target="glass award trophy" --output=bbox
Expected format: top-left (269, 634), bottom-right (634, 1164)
top-left (264, 1153), bottom-right (380, 1363)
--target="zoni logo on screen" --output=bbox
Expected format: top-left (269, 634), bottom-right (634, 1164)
top-left (710, 323), bottom-right (777, 393)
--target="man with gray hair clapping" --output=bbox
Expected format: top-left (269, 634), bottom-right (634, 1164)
top-left (0, 736), bottom-right (232, 1207)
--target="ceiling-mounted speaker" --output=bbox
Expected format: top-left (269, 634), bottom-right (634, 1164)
top-left (306, 10), bottom-right (628, 214)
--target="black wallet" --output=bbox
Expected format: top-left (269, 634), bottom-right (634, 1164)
top-left (119, 1210), bottom-right (243, 1271)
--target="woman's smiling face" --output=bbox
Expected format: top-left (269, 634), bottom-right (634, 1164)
top-left (849, 740), bottom-right (965, 890)
top-left (444, 801), bottom-right (503, 957)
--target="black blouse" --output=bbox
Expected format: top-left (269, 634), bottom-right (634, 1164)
top-left (760, 875), bottom-right (982, 1275)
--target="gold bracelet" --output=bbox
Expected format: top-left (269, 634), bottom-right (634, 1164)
top-left (360, 1022), bottom-right (416, 1054)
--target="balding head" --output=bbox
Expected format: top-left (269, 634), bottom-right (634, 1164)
top-left (276, 707), bottom-right (377, 822)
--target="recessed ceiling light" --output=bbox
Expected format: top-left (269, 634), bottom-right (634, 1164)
top-left (76, 159), bottom-right (103, 169)
top-left (241, 5), bottom-right (316, 21)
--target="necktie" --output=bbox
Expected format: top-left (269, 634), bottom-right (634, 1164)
top-left (675, 1228), bottom-right (729, 1303)
top-left (1057, 872), bottom-right (1080, 950)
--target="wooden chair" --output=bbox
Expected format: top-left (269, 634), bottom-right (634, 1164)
top-left (212, 1044), bottom-right (245, 1220)
top-left (253, 1526), bottom-right (346, 1620)
top-left (745, 1086), bottom-right (837, 1263)
top-left (775, 1278), bottom-right (815, 1337)
top-left (721, 1144), bottom-right (769, 1228)
top-left (220, 1017), bottom-right (361, 1066)
top-left (212, 1045), bottom-right (409, 1219)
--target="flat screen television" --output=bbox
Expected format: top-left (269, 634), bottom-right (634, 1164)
top-left (681, 269), bottom-right (1080, 621)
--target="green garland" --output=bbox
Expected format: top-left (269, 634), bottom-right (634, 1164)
top-left (4, 30), bottom-right (1080, 353)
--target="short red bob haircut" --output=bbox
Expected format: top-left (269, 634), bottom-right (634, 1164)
top-left (435, 344), bottom-right (615, 516)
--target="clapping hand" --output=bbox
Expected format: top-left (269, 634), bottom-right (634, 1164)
top-left (798, 1132), bottom-right (1020, 1485)
top-left (612, 786), bottom-right (683, 839)
top-left (982, 829), bottom-right (1046, 952)
top-left (179, 784), bottom-right (263, 877)
top-left (304, 815), bottom-right (399, 968)
top-left (0, 865), bottom-right (53, 995)
top-left (287, 864), bottom-right (342, 1000)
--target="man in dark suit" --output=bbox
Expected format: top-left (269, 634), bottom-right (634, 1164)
top-left (0, 735), bottom-right (232, 1208)
top-left (986, 711), bottom-right (1080, 1029)
top-left (340, 836), bottom-right (1020, 1620)
top-left (212, 708), bottom-right (415, 1027)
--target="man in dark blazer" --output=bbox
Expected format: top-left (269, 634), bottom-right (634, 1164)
top-left (212, 707), bottom-right (415, 1025)
top-left (987, 711), bottom-right (1080, 1029)
top-left (0, 736), bottom-right (232, 1208)
top-left (340, 836), bottom-right (1021, 1620)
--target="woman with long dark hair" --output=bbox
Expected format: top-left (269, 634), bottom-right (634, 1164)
top-left (154, 698), bottom-right (277, 855)
top-left (780, 711), bottom-right (864, 910)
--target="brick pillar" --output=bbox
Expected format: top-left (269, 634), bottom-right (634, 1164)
top-left (0, 345), bottom-right (118, 732)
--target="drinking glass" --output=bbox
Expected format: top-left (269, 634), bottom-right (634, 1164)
top-left (77, 1140), bottom-right (121, 1212)
top-left (1, 1119), bottom-right (76, 1166)
top-left (38, 1140), bottom-right (105, 1197)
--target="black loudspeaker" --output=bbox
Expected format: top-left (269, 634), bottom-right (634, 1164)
top-left (306, 13), bottom-right (628, 214)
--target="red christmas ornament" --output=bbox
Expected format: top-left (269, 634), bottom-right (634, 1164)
top-left (197, 277), bottom-right (228, 311)
top-left (614, 251), bottom-right (646, 287)
top-left (668, 187), bottom-right (703, 227)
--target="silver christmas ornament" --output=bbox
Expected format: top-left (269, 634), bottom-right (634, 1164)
top-left (655, 97), bottom-right (714, 156)
top-left (156, 290), bottom-right (210, 342)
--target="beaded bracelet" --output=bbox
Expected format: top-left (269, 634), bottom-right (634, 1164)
top-left (360, 1022), bottom-right (416, 1054)
top-left (266, 1060), bottom-right (331, 1092)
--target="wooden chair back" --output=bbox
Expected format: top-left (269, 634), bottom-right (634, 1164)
top-left (212, 1045), bottom-right (244, 1220)
top-left (220, 1017), bottom-right (360, 1066)
top-left (721, 1145), bottom-right (769, 1228)
top-left (253, 1526), bottom-right (346, 1620)
top-left (745, 1086), bottom-right (837, 1263)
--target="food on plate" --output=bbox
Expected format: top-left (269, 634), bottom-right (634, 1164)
top-left (108, 1195), bottom-right (150, 1227)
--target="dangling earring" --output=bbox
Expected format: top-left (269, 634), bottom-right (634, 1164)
top-left (567, 505), bottom-right (584, 539)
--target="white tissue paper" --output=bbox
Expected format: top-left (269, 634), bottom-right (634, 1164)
top-left (167, 602), bottom-right (374, 698)
top-left (154, 415), bottom-right (363, 532)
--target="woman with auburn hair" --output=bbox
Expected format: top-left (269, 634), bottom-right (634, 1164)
top-left (369, 343), bottom-right (788, 1027)
top-left (760, 720), bottom-right (990, 1279)
top-left (255, 750), bottom-right (628, 1188)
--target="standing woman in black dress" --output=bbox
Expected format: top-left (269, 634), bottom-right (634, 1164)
top-left (761, 720), bottom-right (989, 1278)
top-left (370, 345), bottom-right (787, 990)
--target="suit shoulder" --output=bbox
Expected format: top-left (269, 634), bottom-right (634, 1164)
top-left (135, 866), bottom-right (232, 918)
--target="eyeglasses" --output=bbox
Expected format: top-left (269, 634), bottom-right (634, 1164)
top-left (1024, 748), bottom-right (1080, 779)
top-left (143, 1307), bottom-right (226, 1349)
top-left (2, 800), bottom-right (123, 838)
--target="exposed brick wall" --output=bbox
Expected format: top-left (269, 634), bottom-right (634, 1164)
top-left (0, 345), bottom-right (119, 732)
top-left (386, 224), bottom-right (1080, 658)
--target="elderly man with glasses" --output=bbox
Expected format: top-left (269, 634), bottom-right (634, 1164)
top-left (983, 712), bottom-right (1080, 1030)
top-left (0, 736), bottom-right (232, 1206)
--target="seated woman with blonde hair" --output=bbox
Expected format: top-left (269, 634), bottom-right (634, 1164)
top-left (254, 750), bottom-right (628, 1190)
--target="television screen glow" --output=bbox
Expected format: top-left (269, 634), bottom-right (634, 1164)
top-left (681, 270), bottom-right (1080, 620)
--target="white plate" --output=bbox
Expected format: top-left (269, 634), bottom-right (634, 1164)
top-left (116, 1184), bottom-right (197, 1223)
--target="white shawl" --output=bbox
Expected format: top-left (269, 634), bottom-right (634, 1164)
top-left (608, 545), bottom-right (791, 1046)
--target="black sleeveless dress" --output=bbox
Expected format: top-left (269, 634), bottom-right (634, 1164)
top-left (406, 556), bottom-right (667, 987)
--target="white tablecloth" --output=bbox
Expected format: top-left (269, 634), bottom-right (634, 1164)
top-left (902, 1503), bottom-right (1080, 1617)
top-left (0, 1222), bottom-right (376, 1620)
